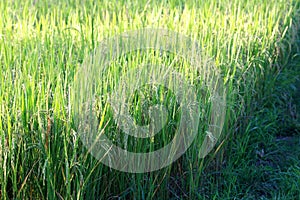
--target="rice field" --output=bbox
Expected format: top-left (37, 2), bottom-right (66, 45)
top-left (0, 0), bottom-right (299, 199)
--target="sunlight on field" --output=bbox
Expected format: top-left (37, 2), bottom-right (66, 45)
top-left (0, 0), bottom-right (299, 199)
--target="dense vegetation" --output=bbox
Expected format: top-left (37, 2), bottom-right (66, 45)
top-left (0, 0), bottom-right (299, 199)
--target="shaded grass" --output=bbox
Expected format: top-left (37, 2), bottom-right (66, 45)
top-left (204, 13), bottom-right (300, 199)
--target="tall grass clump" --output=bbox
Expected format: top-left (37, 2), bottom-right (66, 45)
top-left (0, 0), bottom-right (299, 199)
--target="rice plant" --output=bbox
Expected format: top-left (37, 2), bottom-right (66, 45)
top-left (0, 0), bottom-right (299, 199)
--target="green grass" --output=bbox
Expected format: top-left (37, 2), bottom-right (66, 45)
top-left (0, 0), bottom-right (299, 199)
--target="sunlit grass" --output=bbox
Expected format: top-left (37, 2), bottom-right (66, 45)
top-left (0, 0), bottom-right (299, 199)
